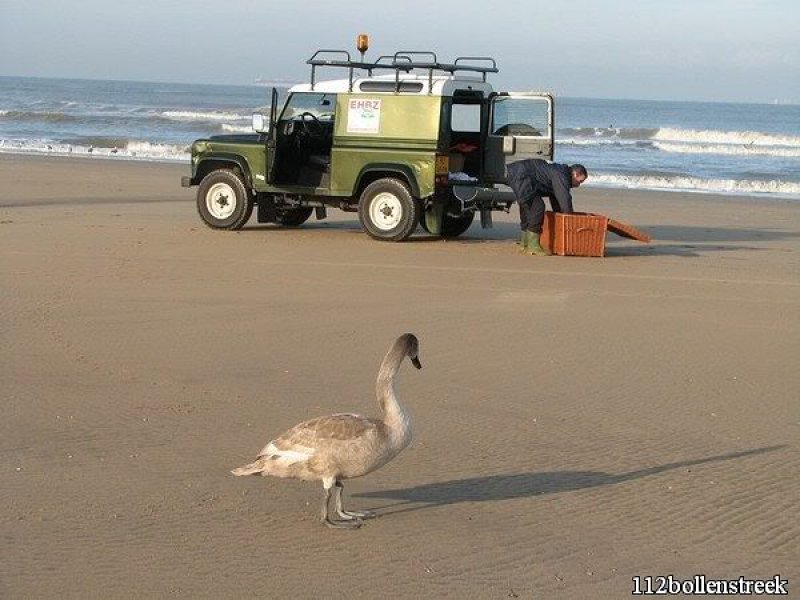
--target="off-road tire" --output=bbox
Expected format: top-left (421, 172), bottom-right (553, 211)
top-left (358, 178), bottom-right (420, 242)
top-left (440, 211), bottom-right (475, 238)
top-left (419, 214), bottom-right (432, 234)
top-left (196, 169), bottom-right (253, 230)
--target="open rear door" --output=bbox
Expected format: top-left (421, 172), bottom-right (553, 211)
top-left (484, 93), bottom-right (554, 183)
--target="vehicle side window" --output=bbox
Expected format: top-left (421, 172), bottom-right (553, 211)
top-left (492, 97), bottom-right (548, 137)
top-left (451, 104), bottom-right (481, 132)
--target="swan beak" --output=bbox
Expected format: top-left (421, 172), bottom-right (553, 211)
top-left (411, 356), bottom-right (422, 369)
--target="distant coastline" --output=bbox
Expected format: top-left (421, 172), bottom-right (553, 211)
top-left (253, 77), bottom-right (301, 87)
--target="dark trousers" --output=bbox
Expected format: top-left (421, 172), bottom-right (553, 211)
top-left (508, 171), bottom-right (563, 233)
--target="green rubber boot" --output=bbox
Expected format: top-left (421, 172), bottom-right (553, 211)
top-left (517, 230), bottom-right (531, 252)
top-left (524, 232), bottom-right (552, 256)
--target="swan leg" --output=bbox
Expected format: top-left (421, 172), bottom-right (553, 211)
top-left (335, 481), bottom-right (376, 520)
top-left (321, 480), bottom-right (361, 529)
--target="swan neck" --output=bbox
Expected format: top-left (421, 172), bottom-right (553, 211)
top-left (376, 343), bottom-right (408, 423)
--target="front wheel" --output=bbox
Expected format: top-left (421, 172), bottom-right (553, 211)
top-left (196, 170), bottom-right (253, 230)
top-left (358, 178), bottom-right (420, 242)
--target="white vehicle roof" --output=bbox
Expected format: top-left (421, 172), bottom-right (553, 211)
top-left (289, 74), bottom-right (495, 97)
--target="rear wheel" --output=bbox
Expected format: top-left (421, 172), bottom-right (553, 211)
top-left (196, 169), bottom-right (253, 230)
top-left (419, 214), bottom-right (432, 233)
top-left (358, 178), bottom-right (420, 242)
top-left (441, 211), bottom-right (475, 238)
top-left (276, 206), bottom-right (313, 227)
top-left (420, 204), bottom-right (475, 238)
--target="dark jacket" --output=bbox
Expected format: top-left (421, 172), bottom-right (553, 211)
top-left (507, 159), bottom-right (574, 213)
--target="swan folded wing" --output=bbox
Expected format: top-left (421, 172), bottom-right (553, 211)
top-left (260, 414), bottom-right (382, 455)
top-left (315, 413), bottom-right (380, 440)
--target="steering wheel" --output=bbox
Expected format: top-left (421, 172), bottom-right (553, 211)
top-left (298, 111), bottom-right (323, 137)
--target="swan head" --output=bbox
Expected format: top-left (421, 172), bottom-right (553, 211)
top-left (399, 333), bottom-right (422, 369)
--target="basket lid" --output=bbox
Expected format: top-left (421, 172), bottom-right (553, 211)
top-left (607, 218), bottom-right (650, 243)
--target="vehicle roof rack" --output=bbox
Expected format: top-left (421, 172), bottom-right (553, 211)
top-left (306, 50), bottom-right (498, 93)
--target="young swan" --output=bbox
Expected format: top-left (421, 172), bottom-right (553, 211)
top-left (231, 333), bottom-right (422, 528)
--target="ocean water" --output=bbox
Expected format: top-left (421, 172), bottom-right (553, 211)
top-left (555, 97), bottom-right (800, 198)
top-left (1, 75), bottom-right (799, 199)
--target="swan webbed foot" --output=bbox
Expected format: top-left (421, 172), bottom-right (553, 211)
top-left (322, 481), bottom-right (363, 529)
top-left (323, 516), bottom-right (362, 529)
top-left (333, 481), bottom-right (377, 521)
top-left (338, 508), bottom-right (377, 520)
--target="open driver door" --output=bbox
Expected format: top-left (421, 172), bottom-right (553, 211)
top-left (266, 87), bottom-right (280, 183)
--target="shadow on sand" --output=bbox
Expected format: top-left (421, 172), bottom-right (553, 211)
top-left (241, 220), bottom-right (796, 257)
top-left (355, 446), bottom-right (784, 516)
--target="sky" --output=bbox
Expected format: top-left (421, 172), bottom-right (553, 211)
top-left (1, 0), bottom-right (798, 103)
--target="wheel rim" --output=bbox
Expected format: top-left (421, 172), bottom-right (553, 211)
top-left (206, 182), bottom-right (237, 220)
top-left (369, 192), bottom-right (403, 231)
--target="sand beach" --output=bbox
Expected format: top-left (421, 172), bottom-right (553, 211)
top-left (1, 155), bottom-right (798, 598)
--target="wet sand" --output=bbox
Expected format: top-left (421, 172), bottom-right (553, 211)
top-left (2, 154), bottom-right (798, 598)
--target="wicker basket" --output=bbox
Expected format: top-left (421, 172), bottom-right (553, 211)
top-left (540, 211), bottom-right (650, 257)
top-left (541, 212), bottom-right (607, 256)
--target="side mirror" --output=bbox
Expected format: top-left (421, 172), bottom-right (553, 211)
top-left (252, 113), bottom-right (268, 133)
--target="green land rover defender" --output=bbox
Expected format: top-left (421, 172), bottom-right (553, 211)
top-left (182, 47), bottom-right (554, 241)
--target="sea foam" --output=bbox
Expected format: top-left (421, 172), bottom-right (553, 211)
top-left (220, 123), bottom-right (255, 133)
top-left (0, 138), bottom-right (189, 162)
top-left (561, 126), bottom-right (800, 146)
top-left (652, 141), bottom-right (800, 158)
top-left (558, 126), bottom-right (800, 157)
top-left (162, 110), bottom-right (250, 122)
top-left (652, 127), bottom-right (800, 147)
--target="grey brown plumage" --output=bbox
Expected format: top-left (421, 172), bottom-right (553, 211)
top-left (231, 333), bottom-right (421, 528)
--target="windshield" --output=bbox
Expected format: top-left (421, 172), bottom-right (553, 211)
top-left (280, 92), bottom-right (336, 121)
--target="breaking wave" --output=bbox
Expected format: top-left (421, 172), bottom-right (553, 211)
top-left (560, 126), bottom-right (800, 147)
top-left (652, 141), bottom-right (800, 158)
top-left (558, 126), bottom-right (800, 158)
top-left (220, 123), bottom-right (255, 133)
top-left (0, 138), bottom-right (189, 161)
top-left (652, 127), bottom-right (800, 147)
top-left (161, 110), bottom-right (250, 122)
